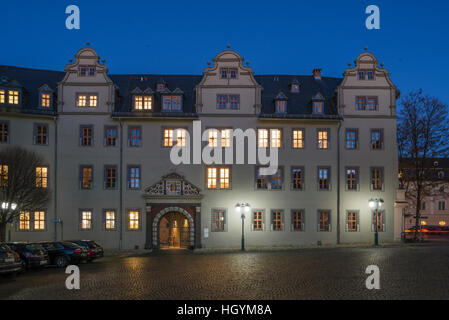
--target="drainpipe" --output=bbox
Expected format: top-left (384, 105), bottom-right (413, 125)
top-left (337, 121), bottom-right (341, 244)
top-left (53, 116), bottom-right (58, 241)
top-left (119, 119), bottom-right (123, 250)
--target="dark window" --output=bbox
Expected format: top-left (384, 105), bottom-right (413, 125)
top-left (318, 167), bottom-right (330, 190)
top-left (292, 210), bottom-right (304, 231)
top-left (371, 167), bottom-right (384, 191)
top-left (128, 127), bottom-right (142, 147)
top-left (318, 210), bottom-right (330, 232)
top-left (0, 122), bottom-right (8, 143)
top-left (128, 166), bottom-right (141, 189)
top-left (345, 129), bottom-right (358, 149)
top-left (275, 100), bottom-right (287, 113)
top-left (346, 167), bottom-right (359, 191)
top-left (104, 166), bottom-right (117, 189)
top-left (371, 129), bottom-right (383, 149)
top-left (34, 124), bottom-right (48, 145)
top-left (372, 210), bottom-right (385, 232)
top-left (292, 167), bottom-right (304, 190)
top-left (212, 210), bottom-right (226, 232)
top-left (253, 210), bottom-right (264, 231)
top-left (347, 211), bottom-right (359, 232)
top-left (80, 126), bottom-right (93, 146)
top-left (271, 210), bottom-right (283, 231)
top-left (105, 126), bottom-right (117, 146)
top-left (79, 65), bottom-right (96, 77)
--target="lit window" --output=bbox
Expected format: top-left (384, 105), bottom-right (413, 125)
top-left (221, 129), bottom-right (231, 148)
top-left (292, 210), bottom-right (304, 231)
top-left (128, 210), bottom-right (140, 230)
top-left (134, 96), bottom-right (143, 110)
top-left (79, 66), bottom-right (96, 77)
top-left (0, 164), bottom-right (8, 187)
top-left (212, 210), bottom-right (226, 232)
top-left (128, 127), bottom-right (142, 147)
top-left (318, 130), bottom-right (329, 149)
top-left (163, 129), bottom-right (186, 147)
top-left (220, 168), bottom-right (230, 189)
top-left (19, 212), bottom-right (30, 230)
top-left (207, 167), bottom-right (231, 189)
top-left (128, 166), bottom-right (141, 189)
top-left (81, 210), bottom-right (92, 230)
top-left (253, 211), bottom-right (264, 231)
top-left (347, 211), bottom-right (358, 232)
top-left (318, 167), bottom-right (330, 190)
top-left (372, 211), bottom-right (385, 232)
top-left (80, 126), bottom-right (93, 146)
top-left (270, 129), bottom-right (281, 148)
top-left (104, 166), bottom-right (117, 189)
top-left (105, 210), bottom-right (116, 230)
top-left (356, 96), bottom-right (366, 110)
top-left (105, 126), bottom-right (117, 146)
top-left (292, 168), bottom-right (304, 190)
top-left (89, 95), bottom-right (98, 107)
top-left (346, 168), bottom-right (358, 191)
top-left (176, 129), bottom-right (186, 147)
top-left (275, 100), bottom-right (286, 113)
top-left (34, 124), bottom-right (48, 145)
top-left (41, 93), bottom-right (51, 108)
top-left (292, 129), bottom-right (304, 149)
top-left (371, 129), bottom-right (383, 150)
top-left (208, 130), bottom-right (218, 147)
top-left (143, 96), bottom-right (152, 110)
top-left (163, 129), bottom-right (174, 147)
top-left (207, 167), bottom-right (217, 189)
top-left (271, 210), bottom-right (283, 231)
top-left (34, 211), bottom-right (45, 231)
top-left (313, 101), bottom-right (323, 114)
top-left (0, 90), bottom-right (4, 104)
top-left (371, 167), bottom-right (383, 191)
top-left (0, 122), bottom-right (9, 143)
top-left (36, 166), bottom-right (48, 188)
top-left (345, 129), bottom-right (358, 149)
top-left (77, 94), bottom-right (87, 107)
top-left (318, 210), bottom-right (330, 232)
top-left (81, 166), bottom-right (93, 189)
top-left (8, 90), bottom-right (19, 105)
top-left (258, 129), bottom-right (269, 148)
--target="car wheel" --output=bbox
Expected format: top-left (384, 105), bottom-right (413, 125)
top-left (56, 256), bottom-right (68, 268)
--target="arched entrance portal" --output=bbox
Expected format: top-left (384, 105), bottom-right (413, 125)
top-left (159, 212), bottom-right (190, 249)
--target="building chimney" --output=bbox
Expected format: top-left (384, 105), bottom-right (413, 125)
top-left (313, 68), bottom-right (322, 80)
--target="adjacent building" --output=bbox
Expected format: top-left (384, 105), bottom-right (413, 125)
top-left (0, 45), bottom-right (401, 249)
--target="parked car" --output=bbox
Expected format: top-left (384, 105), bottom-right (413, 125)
top-left (38, 242), bottom-right (88, 268)
top-left (0, 243), bottom-right (22, 276)
top-left (6, 243), bottom-right (49, 270)
top-left (67, 240), bottom-right (104, 261)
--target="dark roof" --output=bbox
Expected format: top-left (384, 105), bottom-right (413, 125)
top-left (0, 65), bottom-right (343, 118)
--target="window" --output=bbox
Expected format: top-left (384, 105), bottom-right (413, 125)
top-left (367, 97), bottom-right (378, 111)
top-left (220, 68), bottom-right (238, 79)
top-left (356, 96), bottom-right (366, 110)
top-left (318, 210), bottom-right (330, 232)
top-left (77, 94), bottom-right (97, 108)
top-left (78, 65), bottom-right (96, 77)
top-left (19, 212), bottom-right (30, 231)
top-left (358, 69), bottom-right (375, 80)
top-left (292, 210), bottom-right (304, 231)
top-left (318, 167), bottom-right (330, 191)
top-left (163, 128), bottom-right (186, 147)
top-left (105, 126), bottom-right (117, 146)
top-left (104, 210), bottom-right (116, 230)
top-left (216, 95), bottom-right (240, 109)
top-left (221, 129), bottom-right (231, 148)
top-left (275, 100), bottom-right (287, 113)
top-left (0, 90), bottom-right (4, 104)
top-left (36, 166), bottom-right (48, 188)
top-left (270, 129), bottom-right (282, 148)
top-left (34, 211), bottom-right (45, 231)
top-left (8, 90), bottom-right (19, 105)
top-left (292, 129), bottom-right (304, 149)
top-left (229, 95), bottom-right (240, 109)
top-left (346, 167), bottom-right (359, 191)
top-left (163, 129), bottom-right (174, 147)
top-left (80, 166), bottom-right (93, 189)
top-left (128, 127), bottom-right (142, 147)
top-left (34, 124), bottom-right (48, 145)
top-left (372, 210), bottom-right (385, 232)
top-left (41, 93), bottom-right (51, 108)
top-left (176, 129), bottom-right (186, 147)
top-left (128, 166), bottom-right (141, 189)
top-left (256, 167), bottom-right (283, 190)
top-left (104, 166), bottom-right (117, 189)
top-left (212, 209), bottom-right (226, 232)
top-left (345, 129), bottom-right (358, 149)
top-left (258, 129), bottom-right (269, 148)
top-left (134, 95), bottom-right (152, 110)
top-left (217, 95), bottom-right (228, 109)
top-left (257, 129), bottom-right (281, 148)
top-left (0, 164), bottom-right (8, 187)
top-left (313, 101), bottom-right (324, 114)
top-left (439, 201), bottom-right (446, 211)
top-left (207, 167), bottom-right (231, 189)
top-left (77, 94), bottom-right (87, 107)
top-left (346, 211), bottom-right (359, 232)
top-left (89, 95), bottom-right (98, 107)
top-left (318, 129), bottom-right (329, 149)
top-left (291, 167), bottom-right (304, 190)
top-left (162, 96), bottom-right (182, 111)
top-left (291, 84), bottom-right (300, 93)
top-left (80, 210), bottom-right (92, 230)
top-left (128, 210), bottom-right (140, 230)
top-left (371, 167), bottom-right (384, 191)
top-left (0, 122), bottom-right (9, 143)
top-left (371, 129), bottom-right (383, 150)
top-left (80, 126), bottom-right (93, 146)
top-left (271, 210), bottom-right (283, 231)
top-left (253, 210), bottom-right (264, 231)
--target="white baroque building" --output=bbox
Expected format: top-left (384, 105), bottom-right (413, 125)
top-left (0, 45), bottom-right (402, 249)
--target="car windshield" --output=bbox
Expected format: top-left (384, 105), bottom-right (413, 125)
top-left (25, 244), bottom-right (44, 251)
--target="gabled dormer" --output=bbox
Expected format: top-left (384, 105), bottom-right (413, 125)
top-left (0, 78), bottom-right (23, 107)
top-left (311, 92), bottom-right (325, 114)
top-left (156, 78), bottom-right (166, 92)
top-left (290, 78), bottom-right (300, 93)
top-left (274, 91), bottom-right (288, 114)
top-left (131, 87), bottom-right (153, 111)
top-left (38, 84), bottom-right (55, 109)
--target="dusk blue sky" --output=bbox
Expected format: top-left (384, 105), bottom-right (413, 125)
top-left (1, 0), bottom-right (448, 104)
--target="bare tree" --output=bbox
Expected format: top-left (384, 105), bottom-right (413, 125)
top-left (398, 90), bottom-right (449, 240)
top-left (0, 146), bottom-right (51, 242)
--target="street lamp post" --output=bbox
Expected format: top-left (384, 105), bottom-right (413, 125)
top-left (235, 202), bottom-right (250, 251)
top-left (369, 198), bottom-right (384, 246)
top-left (1, 202), bottom-right (18, 242)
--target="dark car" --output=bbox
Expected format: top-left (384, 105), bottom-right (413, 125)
top-left (0, 243), bottom-right (22, 276)
top-left (38, 242), bottom-right (88, 268)
top-left (68, 240), bottom-right (104, 261)
top-left (6, 243), bottom-right (49, 270)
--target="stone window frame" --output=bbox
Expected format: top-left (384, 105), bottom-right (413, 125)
top-left (103, 165), bottom-right (118, 190)
top-left (345, 166), bottom-right (360, 191)
top-left (205, 166), bottom-right (232, 190)
top-left (127, 208), bottom-right (142, 232)
top-left (255, 166), bottom-right (285, 191)
top-left (161, 126), bottom-right (188, 148)
top-left (270, 209), bottom-right (285, 232)
top-left (251, 209), bottom-right (266, 231)
top-left (79, 165), bottom-right (94, 190)
top-left (345, 128), bottom-right (359, 150)
top-left (103, 209), bottom-right (118, 231)
top-left (370, 128), bottom-right (384, 150)
top-left (76, 93), bottom-right (98, 108)
top-left (317, 128), bottom-right (331, 150)
top-left (79, 209), bottom-right (93, 231)
top-left (128, 126), bottom-right (143, 148)
top-left (345, 210), bottom-right (360, 232)
top-left (292, 128), bottom-right (305, 149)
top-left (370, 167), bottom-right (385, 192)
top-left (291, 209), bottom-right (305, 232)
top-left (211, 208), bottom-right (227, 232)
top-left (317, 209), bottom-right (332, 232)
top-left (291, 166), bottom-right (305, 191)
top-left (33, 123), bottom-right (49, 146)
top-left (127, 165), bottom-right (142, 190)
top-left (317, 166), bottom-right (331, 191)
top-left (79, 125), bottom-right (94, 147)
top-left (104, 125), bottom-right (118, 147)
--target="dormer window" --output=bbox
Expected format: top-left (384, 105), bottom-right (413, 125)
top-left (358, 69), bottom-right (375, 80)
top-left (8, 90), bottom-right (19, 105)
top-left (275, 100), bottom-right (287, 114)
top-left (291, 84), bottom-right (300, 93)
top-left (79, 65), bottom-right (96, 77)
top-left (40, 93), bottom-right (51, 108)
top-left (220, 68), bottom-right (238, 79)
top-left (0, 90), bottom-right (4, 104)
top-left (162, 95), bottom-right (182, 112)
top-left (134, 95), bottom-right (152, 110)
top-left (313, 101), bottom-right (324, 114)
top-left (157, 83), bottom-right (165, 92)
